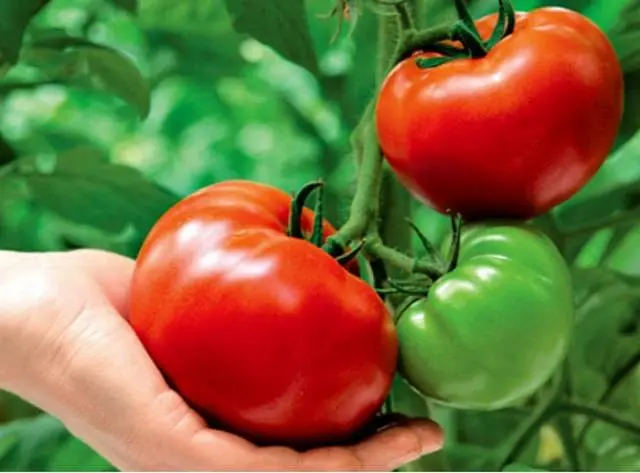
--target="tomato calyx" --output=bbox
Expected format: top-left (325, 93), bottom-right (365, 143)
top-left (287, 180), bottom-right (363, 267)
top-left (414, 0), bottom-right (516, 69)
top-left (376, 213), bottom-right (463, 298)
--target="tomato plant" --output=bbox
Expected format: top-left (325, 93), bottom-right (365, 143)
top-left (376, 7), bottom-right (624, 220)
top-left (128, 180), bottom-right (397, 446)
top-left (1, 0), bottom-right (640, 471)
top-left (396, 223), bottom-right (574, 410)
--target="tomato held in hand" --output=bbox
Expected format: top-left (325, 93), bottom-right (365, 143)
top-left (376, 7), bottom-right (624, 220)
top-left (397, 223), bottom-right (573, 410)
top-left (129, 181), bottom-right (397, 446)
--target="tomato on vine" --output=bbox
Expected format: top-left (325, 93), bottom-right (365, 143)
top-left (376, 5), bottom-right (624, 220)
top-left (128, 180), bottom-right (397, 447)
top-left (396, 223), bottom-right (574, 410)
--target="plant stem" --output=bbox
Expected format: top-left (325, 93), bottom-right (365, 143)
top-left (576, 349), bottom-right (640, 446)
top-left (329, 21), bottom-right (454, 254)
top-left (394, 23), bottom-right (455, 64)
top-left (326, 119), bottom-right (383, 250)
top-left (494, 379), bottom-right (563, 471)
top-left (561, 400), bottom-right (640, 436)
top-left (563, 207), bottom-right (640, 238)
top-left (553, 364), bottom-right (581, 471)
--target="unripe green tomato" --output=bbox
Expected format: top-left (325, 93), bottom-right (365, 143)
top-left (397, 223), bottom-right (574, 410)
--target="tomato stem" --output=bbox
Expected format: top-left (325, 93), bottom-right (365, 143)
top-left (323, 105), bottom-right (381, 250)
top-left (366, 237), bottom-right (443, 279)
top-left (395, 24), bottom-right (455, 63)
top-left (377, 0), bottom-right (416, 31)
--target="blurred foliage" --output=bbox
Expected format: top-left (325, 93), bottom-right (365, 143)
top-left (0, 0), bottom-right (639, 471)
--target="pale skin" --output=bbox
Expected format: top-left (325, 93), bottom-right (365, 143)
top-left (0, 249), bottom-right (443, 471)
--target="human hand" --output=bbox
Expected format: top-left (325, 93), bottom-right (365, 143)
top-left (0, 249), bottom-right (443, 471)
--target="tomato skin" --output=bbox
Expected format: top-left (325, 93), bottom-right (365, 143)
top-left (128, 181), bottom-right (397, 446)
top-left (397, 223), bottom-right (573, 410)
top-left (376, 8), bottom-right (624, 220)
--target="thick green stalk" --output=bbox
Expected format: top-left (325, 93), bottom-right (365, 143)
top-left (376, 3), bottom-right (450, 471)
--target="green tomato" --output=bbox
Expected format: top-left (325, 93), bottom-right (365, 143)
top-left (397, 223), bottom-right (574, 410)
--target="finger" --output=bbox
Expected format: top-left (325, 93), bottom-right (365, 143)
top-left (299, 419), bottom-right (444, 471)
top-left (65, 249), bottom-right (135, 314)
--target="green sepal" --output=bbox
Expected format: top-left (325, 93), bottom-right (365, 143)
top-left (454, 0), bottom-right (481, 37)
top-left (453, 21), bottom-right (488, 58)
top-left (322, 237), bottom-right (345, 258)
top-left (406, 218), bottom-right (445, 269)
top-left (310, 182), bottom-right (325, 246)
top-left (288, 180), bottom-right (323, 239)
top-left (415, 56), bottom-right (457, 69)
top-left (336, 239), bottom-right (365, 266)
top-left (422, 42), bottom-right (468, 58)
top-left (503, 0), bottom-right (516, 37)
top-left (485, 0), bottom-right (516, 50)
top-left (446, 213), bottom-right (464, 272)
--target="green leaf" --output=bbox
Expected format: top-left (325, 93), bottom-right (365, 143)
top-left (503, 463), bottom-right (548, 472)
top-left (0, 0), bottom-right (50, 67)
top-left (13, 148), bottom-right (178, 240)
top-left (0, 133), bottom-right (17, 166)
top-left (107, 0), bottom-right (138, 13)
top-left (222, 0), bottom-right (318, 74)
top-left (24, 37), bottom-right (150, 118)
top-left (570, 269), bottom-right (640, 402)
top-left (48, 437), bottom-right (114, 472)
top-left (0, 415), bottom-right (69, 471)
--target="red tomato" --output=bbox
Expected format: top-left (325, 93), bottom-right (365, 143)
top-left (376, 8), bottom-right (624, 220)
top-left (129, 180), bottom-right (397, 446)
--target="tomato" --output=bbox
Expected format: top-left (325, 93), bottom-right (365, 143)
top-left (376, 7), bottom-right (624, 220)
top-left (128, 180), bottom-right (397, 446)
top-left (396, 223), bottom-right (573, 410)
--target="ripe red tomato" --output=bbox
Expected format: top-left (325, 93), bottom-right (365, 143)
top-left (129, 180), bottom-right (397, 446)
top-left (376, 7), bottom-right (624, 220)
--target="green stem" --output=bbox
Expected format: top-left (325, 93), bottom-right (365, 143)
top-left (396, 23), bottom-right (455, 63)
top-left (554, 414), bottom-right (581, 471)
top-left (495, 378), bottom-right (563, 471)
top-left (563, 207), bottom-right (640, 238)
top-left (393, 1), bottom-right (416, 31)
top-left (561, 400), bottom-right (640, 436)
top-left (329, 24), bottom-right (455, 250)
top-left (554, 364), bottom-right (581, 471)
top-left (325, 118), bottom-right (382, 250)
top-left (366, 237), bottom-right (442, 279)
top-left (576, 350), bottom-right (640, 446)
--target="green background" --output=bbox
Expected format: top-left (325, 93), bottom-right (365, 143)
top-left (0, 0), bottom-right (638, 470)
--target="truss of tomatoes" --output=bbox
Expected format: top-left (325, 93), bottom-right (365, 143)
top-left (127, 2), bottom-right (609, 448)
